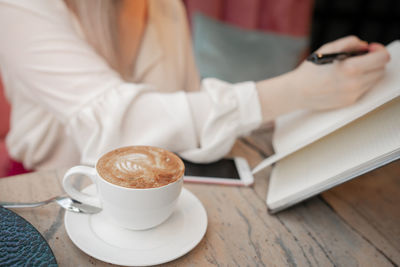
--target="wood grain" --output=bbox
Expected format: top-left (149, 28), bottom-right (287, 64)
top-left (0, 136), bottom-right (399, 266)
top-left (322, 160), bottom-right (400, 265)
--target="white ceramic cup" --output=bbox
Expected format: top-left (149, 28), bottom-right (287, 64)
top-left (63, 151), bottom-right (183, 230)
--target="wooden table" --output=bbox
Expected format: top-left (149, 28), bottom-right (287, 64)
top-left (1, 129), bottom-right (399, 266)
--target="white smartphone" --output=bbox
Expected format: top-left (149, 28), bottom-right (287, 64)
top-left (183, 157), bottom-right (254, 186)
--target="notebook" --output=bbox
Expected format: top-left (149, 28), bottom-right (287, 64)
top-left (251, 41), bottom-right (400, 213)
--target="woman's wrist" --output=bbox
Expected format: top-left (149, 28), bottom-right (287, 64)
top-left (256, 71), bottom-right (303, 123)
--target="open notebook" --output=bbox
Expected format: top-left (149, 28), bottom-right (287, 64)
top-left (251, 41), bottom-right (400, 213)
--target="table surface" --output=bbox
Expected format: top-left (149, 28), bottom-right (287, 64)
top-left (0, 128), bottom-right (399, 267)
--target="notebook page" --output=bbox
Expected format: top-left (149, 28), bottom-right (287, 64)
top-left (252, 41), bottom-right (400, 174)
top-left (267, 97), bottom-right (400, 211)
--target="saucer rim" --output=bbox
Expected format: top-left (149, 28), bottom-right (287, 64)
top-left (64, 186), bottom-right (207, 266)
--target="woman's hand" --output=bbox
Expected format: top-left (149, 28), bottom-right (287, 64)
top-left (291, 36), bottom-right (390, 110)
top-left (256, 36), bottom-right (391, 123)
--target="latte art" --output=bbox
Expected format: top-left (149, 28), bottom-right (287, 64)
top-left (115, 154), bottom-right (147, 173)
top-left (97, 146), bottom-right (184, 189)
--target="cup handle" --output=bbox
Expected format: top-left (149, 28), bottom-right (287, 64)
top-left (63, 166), bottom-right (101, 207)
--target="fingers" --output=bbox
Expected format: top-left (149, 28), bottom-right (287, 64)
top-left (369, 42), bottom-right (390, 54)
top-left (317, 37), bottom-right (390, 74)
top-left (317, 35), bottom-right (369, 54)
top-left (295, 36), bottom-right (390, 111)
top-left (341, 44), bottom-right (390, 74)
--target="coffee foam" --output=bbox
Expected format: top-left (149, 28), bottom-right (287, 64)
top-left (97, 146), bottom-right (184, 189)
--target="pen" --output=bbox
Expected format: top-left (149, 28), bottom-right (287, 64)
top-left (307, 50), bottom-right (369, 65)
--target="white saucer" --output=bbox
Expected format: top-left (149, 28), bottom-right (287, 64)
top-left (64, 185), bottom-right (207, 266)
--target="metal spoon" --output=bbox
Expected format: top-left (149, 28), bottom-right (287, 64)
top-left (0, 196), bottom-right (102, 214)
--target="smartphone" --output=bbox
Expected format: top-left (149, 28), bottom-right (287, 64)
top-left (182, 157), bottom-right (254, 186)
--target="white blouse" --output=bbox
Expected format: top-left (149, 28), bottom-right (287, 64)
top-left (0, 0), bottom-right (262, 170)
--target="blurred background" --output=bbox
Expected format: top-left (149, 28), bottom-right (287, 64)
top-left (183, 0), bottom-right (400, 82)
top-left (310, 0), bottom-right (400, 51)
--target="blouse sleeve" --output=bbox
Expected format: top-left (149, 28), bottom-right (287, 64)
top-left (0, 0), bottom-right (262, 166)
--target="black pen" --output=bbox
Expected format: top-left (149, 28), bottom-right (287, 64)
top-left (307, 50), bottom-right (369, 65)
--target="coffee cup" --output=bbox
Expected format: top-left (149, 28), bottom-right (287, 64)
top-left (63, 146), bottom-right (184, 230)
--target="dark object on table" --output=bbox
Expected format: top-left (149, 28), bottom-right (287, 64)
top-left (0, 206), bottom-right (58, 267)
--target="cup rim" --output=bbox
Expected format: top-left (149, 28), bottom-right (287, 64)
top-left (94, 146), bottom-right (185, 191)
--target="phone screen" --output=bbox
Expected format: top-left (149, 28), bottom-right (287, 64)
top-left (182, 159), bottom-right (240, 180)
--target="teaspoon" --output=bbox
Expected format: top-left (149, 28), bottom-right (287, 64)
top-left (0, 196), bottom-right (102, 214)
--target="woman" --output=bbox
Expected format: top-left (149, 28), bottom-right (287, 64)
top-left (0, 0), bottom-right (390, 170)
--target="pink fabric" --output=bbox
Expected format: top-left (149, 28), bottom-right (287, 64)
top-left (183, 0), bottom-right (314, 37)
top-left (0, 77), bottom-right (10, 140)
top-left (0, 140), bottom-right (31, 178)
top-left (0, 77), bottom-right (30, 177)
